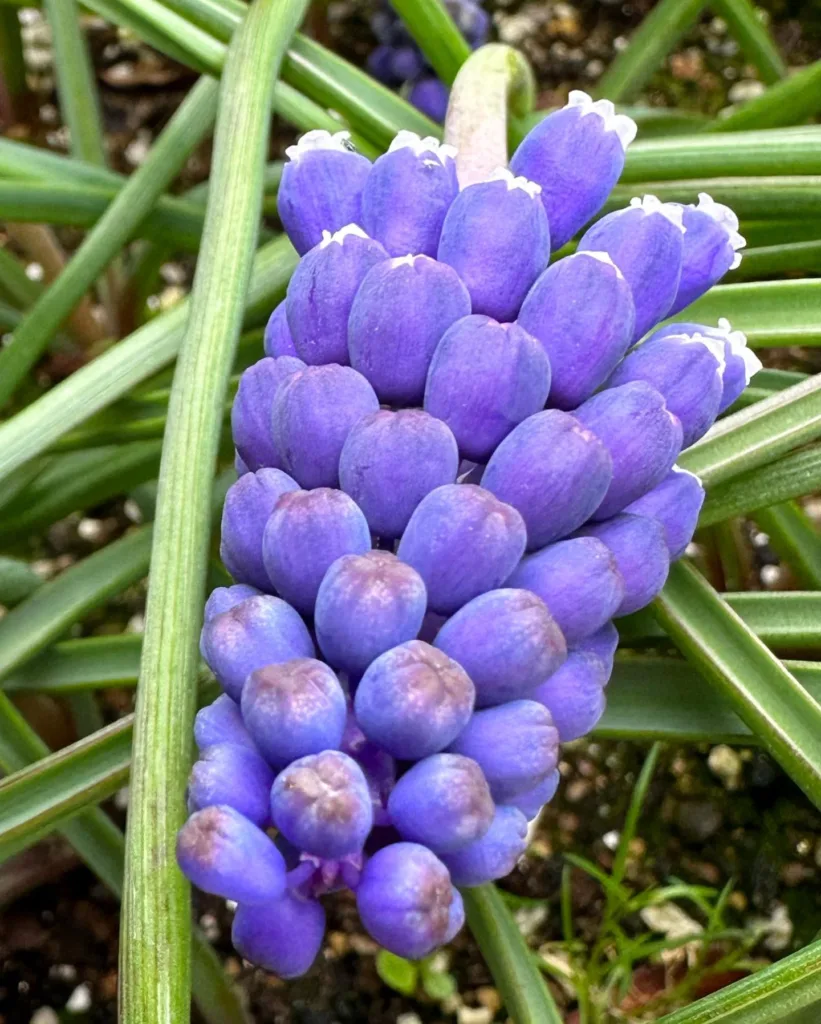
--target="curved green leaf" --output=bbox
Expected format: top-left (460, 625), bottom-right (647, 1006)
top-left (608, 178), bottom-right (821, 222)
top-left (709, 59), bottom-right (821, 132)
top-left (709, 0), bottom-right (786, 85)
top-left (3, 634), bottom-right (143, 693)
top-left (681, 280), bottom-right (821, 348)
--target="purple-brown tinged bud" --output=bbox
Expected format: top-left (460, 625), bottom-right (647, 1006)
top-left (533, 651), bottom-right (609, 742)
top-left (232, 893), bottom-right (326, 978)
top-left (440, 805), bottom-right (528, 887)
top-left (187, 743), bottom-right (275, 828)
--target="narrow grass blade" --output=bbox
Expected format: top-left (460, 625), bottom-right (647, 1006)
top-left (389, 0), bottom-right (471, 84)
top-left (710, 0), bottom-right (786, 85)
top-left (462, 884), bottom-right (564, 1024)
top-left (681, 279), bottom-right (821, 347)
top-left (653, 561), bottom-right (821, 809)
top-left (753, 502), bottom-right (821, 589)
top-left (120, 3), bottom-right (308, 1021)
top-left (0, 244), bottom-right (42, 308)
top-left (729, 238), bottom-right (821, 280)
top-left (3, 634), bottom-right (143, 693)
top-left (607, 177), bottom-right (821, 222)
top-left (0, 556), bottom-right (41, 606)
top-left (710, 59), bottom-right (821, 132)
top-left (732, 369), bottom-right (808, 411)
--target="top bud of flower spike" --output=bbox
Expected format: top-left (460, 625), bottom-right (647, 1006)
top-left (279, 130), bottom-right (372, 255)
top-left (437, 169), bottom-right (550, 322)
top-left (579, 195), bottom-right (685, 343)
top-left (362, 132), bottom-right (459, 257)
top-left (510, 91), bottom-right (637, 251)
top-left (668, 194), bottom-right (746, 317)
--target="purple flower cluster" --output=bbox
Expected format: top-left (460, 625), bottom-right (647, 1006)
top-left (368, 0), bottom-right (490, 121)
top-left (177, 93), bottom-right (761, 977)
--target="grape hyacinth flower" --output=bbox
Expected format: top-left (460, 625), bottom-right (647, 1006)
top-left (178, 85), bottom-right (753, 976)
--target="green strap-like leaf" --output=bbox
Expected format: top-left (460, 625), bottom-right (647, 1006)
top-left (710, 0), bottom-right (786, 85)
top-left (607, 177), bottom-right (821, 222)
top-left (709, 59), bottom-right (821, 133)
top-left (3, 634), bottom-right (143, 693)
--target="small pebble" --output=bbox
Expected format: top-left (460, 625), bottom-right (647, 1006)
top-left (66, 983), bottom-right (92, 1013)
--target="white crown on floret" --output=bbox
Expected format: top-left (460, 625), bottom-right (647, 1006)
top-left (488, 167), bottom-right (542, 198)
top-left (672, 464), bottom-right (702, 484)
top-left (576, 250), bottom-right (624, 278)
top-left (390, 254), bottom-right (422, 268)
top-left (717, 317), bottom-right (762, 382)
top-left (566, 90), bottom-right (637, 151)
top-left (389, 130), bottom-right (457, 165)
top-left (697, 193), bottom-right (746, 269)
top-left (286, 129), bottom-right (354, 162)
top-left (319, 223), bottom-right (369, 248)
top-left (630, 194), bottom-right (686, 231)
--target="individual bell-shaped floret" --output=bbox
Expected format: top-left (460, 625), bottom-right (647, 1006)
top-left (440, 805), bottom-right (528, 887)
top-left (278, 130), bottom-right (372, 255)
top-left (348, 254), bottom-right (470, 404)
top-left (232, 893), bottom-right (326, 979)
top-left (240, 658), bottom-right (348, 768)
top-left (263, 301), bottom-right (298, 359)
top-left (576, 513), bottom-right (670, 616)
top-left (285, 226), bottom-right (387, 366)
top-left (315, 552), bottom-right (427, 677)
top-left (262, 488), bottom-right (372, 614)
top-left (354, 640), bottom-right (475, 760)
top-left (270, 750), bottom-right (373, 859)
top-left (397, 484), bottom-right (527, 614)
top-left (448, 700), bottom-right (559, 801)
top-left (517, 251), bottom-right (635, 410)
top-left (187, 743), bottom-right (275, 828)
top-left (361, 132), bottom-right (459, 257)
top-left (234, 451), bottom-right (250, 477)
top-left (506, 769), bottom-right (560, 821)
top-left (578, 195), bottom-right (685, 342)
top-left (507, 536), bottom-right (625, 646)
top-left (577, 621), bottom-right (620, 674)
top-left (510, 91), bottom-right (637, 250)
top-left (433, 589), bottom-right (566, 707)
top-left (231, 356), bottom-right (305, 472)
top-left (437, 169), bottom-right (550, 321)
top-left (409, 77), bottom-right (450, 122)
top-left (199, 594), bottom-right (315, 701)
top-left (624, 467), bottom-right (705, 560)
top-left (481, 410), bottom-right (613, 549)
top-left (669, 194), bottom-right (746, 316)
top-left (424, 315), bottom-right (551, 462)
top-left (357, 842), bottom-right (464, 959)
top-left (195, 693), bottom-right (256, 751)
top-left (203, 584), bottom-right (261, 622)
top-left (387, 753), bottom-right (495, 854)
top-left (272, 365), bottom-right (379, 489)
top-left (575, 381), bottom-right (683, 519)
top-left (339, 410), bottom-right (459, 539)
top-left (606, 331), bottom-right (725, 448)
top-left (533, 650), bottom-right (609, 742)
top-left (220, 468), bottom-right (299, 591)
top-left (176, 805), bottom-right (286, 903)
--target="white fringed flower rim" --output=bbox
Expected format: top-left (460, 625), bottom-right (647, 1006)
top-left (488, 167), bottom-right (542, 197)
top-left (630, 194), bottom-right (686, 231)
top-left (389, 254), bottom-right (425, 268)
top-left (672, 465), bottom-right (702, 485)
top-left (567, 90), bottom-right (637, 150)
top-left (576, 250), bottom-right (625, 279)
top-left (389, 130), bottom-right (457, 165)
top-left (697, 193), bottom-right (746, 269)
top-left (319, 223), bottom-right (369, 248)
top-left (655, 331), bottom-right (727, 373)
top-left (717, 317), bottom-right (763, 382)
top-left (286, 129), bottom-right (354, 162)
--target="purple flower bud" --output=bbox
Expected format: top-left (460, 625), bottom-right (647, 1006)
top-left (397, 484), bottom-right (527, 614)
top-left (357, 843), bottom-right (464, 959)
top-left (231, 357), bottom-right (305, 472)
top-left (354, 640), bottom-right (475, 759)
top-left (200, 594), bottom-right (315, 701)
top-left (195, 693), bottom-right (256, 751)
top-left (424, 315), bottom-right (551, 461)
top-left (220, 468), bottom-right (299, 591)
top-left (440, 805), bottom-right (528, 887)
top-left (262, 488), bottom-right (372, 614)
top-left (270, 750), bottom-right (374, 859)
top-left (533, 650), bottom-right (609, 742)
top-left (607, 331), bottom-right (725, 448)
top-left (348, 255), bottom-right (471, 404)
top-left (240, 658), bottom-right (347, 768)
top-left (669, 194), bottom-right (745, 315)
top-left (272, 365), bottom-right (379, 489)
top-left (507, 536), bottom-right (625, 646)
top-left (576, 621), bottom-right (619, 674)
top-left (285, 226), bottom-right (387, 365)
top-left (232, 893), bottom-right (326, 978)
top-left (434, 589), bottom-right (566, 707)
top-left (575, 381), bottom-right (682, 519)
top-left (437, 170), bottom-right (550, 321)
top-left (339, 410), bottom-right (459, 539)
top-left (187, 743), bottom-right (275, 828)
top-left (481, 410), bottom-right (613, 549)
top-left (579, 195), bottom-right (685, 341)
top-left (517, 251), bottom-right (635, 410)
top-left (362, 133), bottom-right (459, 257)
top-left (176, 805), bottom-right (286, 903)
top-left (506, 769), bottom-right (560, 821)
top-left (390, 45), bottom-right (427, 81)
top-left (510, 91), bottom-right (637, 250)
top-left (263, 301), bottom-right (298, 359)
top-left (234, 451), bottom-right (250, 477)
top-left (279, 131), bottom-right (372, 255)
top-left (624, 467), bottom-right (704, 560)
top-left (316, 552), bottom-right (427, 676)
top-left (448, 700), bottom-right (559, 801)
top-left (367, 43), bottom-right (401, 85)
top-left (387, 753), bottom-right (494, 853)
top-left (576, 513), bottom-right (669, 616)
top-left (203, 584), bottom-right (261, 623)
top-left (409, 77), bottom-right (450, 122)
